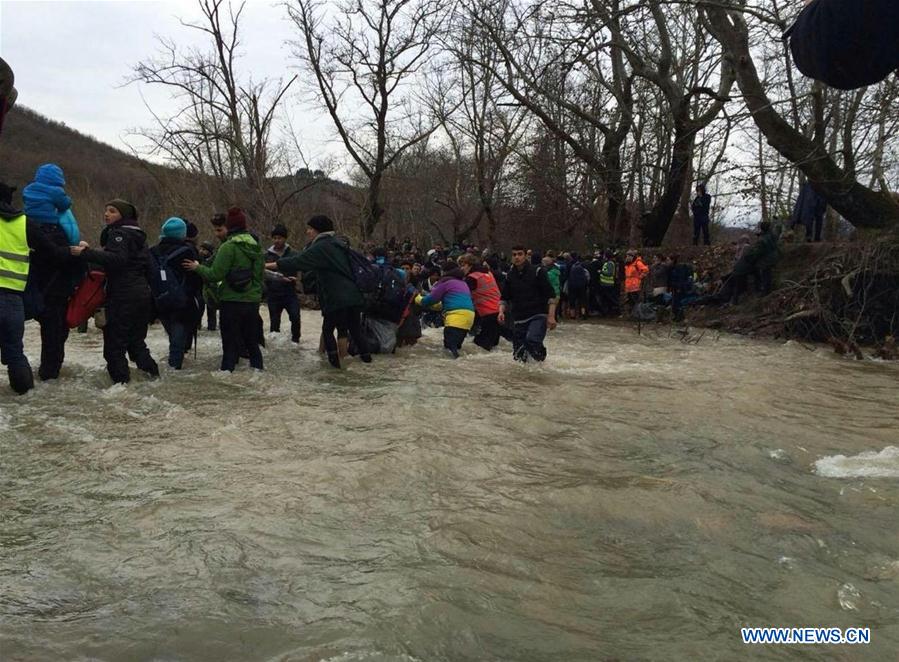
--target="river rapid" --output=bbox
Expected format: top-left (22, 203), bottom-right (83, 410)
top-left (2, 313), bottom-right (898, 661)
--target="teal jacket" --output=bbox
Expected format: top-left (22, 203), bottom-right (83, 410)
top-left (275, 232), bottom-right (363, 314)
top-left (194, 230), bottom-right (263, 303)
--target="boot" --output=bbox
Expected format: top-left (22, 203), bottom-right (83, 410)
top-left (8, 365), bottom-right (35, 395)
top-left (327, 351), bottom-right (341, 369)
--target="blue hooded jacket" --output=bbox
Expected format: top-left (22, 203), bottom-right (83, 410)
top-left (23, 163), bottom-right (79, 244)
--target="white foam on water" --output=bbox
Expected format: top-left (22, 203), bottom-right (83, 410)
top-left (814, 446), bottom-right (899, 478)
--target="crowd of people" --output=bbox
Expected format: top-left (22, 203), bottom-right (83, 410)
top-left (1, 163), bottom-right (784, 395)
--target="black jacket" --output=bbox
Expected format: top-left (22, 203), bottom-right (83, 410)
top-left (27, 220), bottom-right (85, 301)
top-left (691, 193), bottom-right (711, 225)
top-left (0, 201), bottom-right (74, 295)
top-left (501, 262), bottom-right (555, 322)
top-left (82, 221), bottom-right (153, 304)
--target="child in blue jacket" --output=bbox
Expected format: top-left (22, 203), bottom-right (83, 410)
top-left (23, 163), bottom-right (80, 245)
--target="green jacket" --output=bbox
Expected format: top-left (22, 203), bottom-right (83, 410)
top-left (275, 232), bottom-right (363, 314)
top-left (545, 264), bottom-right (561, 298)
top-left (195, 230), bottom-right (263, 303)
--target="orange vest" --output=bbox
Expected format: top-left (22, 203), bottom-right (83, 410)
top-left (467, 270), bottom-right (501, 315)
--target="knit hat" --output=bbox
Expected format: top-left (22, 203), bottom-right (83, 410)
top-left (106, 199), bottom-right (138, 221)
top-left (225, 206), bottom-right (247, 231)
top-left (161, 217), bottom-right (187, 239)
top-left (200, 241), bottom-right (215, 253)
top-left (271, 224), bottom-right (288, 238)
top-left (0, 181), bottom-right (15, 205)
top-left (307, 214), bottom-right (334, 233)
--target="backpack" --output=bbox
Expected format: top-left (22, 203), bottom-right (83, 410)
top-left (149, 245), bottom-right (193, 313)
top-left (344, 246), bottom-right (381, 294)
top-left (567, 263), bottom-right (589, 290)
top-left (366, 266), bottom-right (408, 323)
top-left (66, 270), bottom-right (106, 328)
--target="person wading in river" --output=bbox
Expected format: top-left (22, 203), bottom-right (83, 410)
top-left (70, 200), bottom-right (160, 384)
top-left (184, 207), bottom-right (265, 372)
top-left (458, 253), bottom-right (502, 351)
top-left (499, 246), bottom-right (557, 363)
top-left (264, 224), bottom-right (301, 343)
top-left (416, 261), bottom-right (476, 358)
top-left (267, 214), bottom-right (372, 369)
top-left (0, 181), bottom-right (74, 393)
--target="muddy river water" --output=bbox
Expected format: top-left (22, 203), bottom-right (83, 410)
top-left (2, 313), bottom-right (898, 660)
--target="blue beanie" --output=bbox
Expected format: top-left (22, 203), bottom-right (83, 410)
top-left (161, 217), bottom-right (187, 239)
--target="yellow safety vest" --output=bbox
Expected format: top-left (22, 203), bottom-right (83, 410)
top-left (0, 214), bottom-right (30, 292)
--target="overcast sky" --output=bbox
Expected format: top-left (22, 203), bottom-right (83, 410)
top-left (0, 0), bottom-right (341, 170)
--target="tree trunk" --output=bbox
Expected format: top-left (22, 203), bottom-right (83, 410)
top-left (642, 111), bottom-right (695, 246)
top-left (362, 174), bottom-right (385, 240)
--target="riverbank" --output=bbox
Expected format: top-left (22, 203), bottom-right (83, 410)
top-left (673, 238), bottom-right (899, 359)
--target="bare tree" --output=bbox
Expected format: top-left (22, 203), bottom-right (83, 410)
top-left (704, 1), bottom-right (899, 232)
top-left (288, 0), bottom-right (446, 240)
top-left (428, 6), bottom-right (529, 246)
top-left (129, 0), bottom-right (307, 223)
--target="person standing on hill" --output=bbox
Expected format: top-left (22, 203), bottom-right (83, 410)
top-left (70, 200), bottom-right (160, 384)
top-left (790, 182), bottom-right (827, 243)
top-left (691, 182), bottom-right (712, 246)
top-left (267, 214), bottom-right (371, 369)
top-left (184, 207), bottom-right (264, 372)
top-left (264, 224), bottom-right (301, 343)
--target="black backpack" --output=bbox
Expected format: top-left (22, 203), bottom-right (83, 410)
top-left (366, 266), bottom-right (408, 323)
top-left (344, 246), bottom-right (382, 294)
top-left (149, 245), bottom-right (193, 313)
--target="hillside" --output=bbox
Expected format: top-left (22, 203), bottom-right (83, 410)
top-left (0, 106), bottom-right (360, 241)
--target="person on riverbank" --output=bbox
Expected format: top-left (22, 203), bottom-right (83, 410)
top-left (790, 182), bottom-right (827, 243)
top-left (267, 214), bottom-right (371, 369)
top-left (668, 255), bottom-right (693, 322)
top-left (264, 224), bottom-right (301, 343)
top-left (624, 251), bottom-right (649, 310)
top-left (598, 251), bottom-right (619, 316)
top-left (184, 207), bottom-right (264, 372)
top-left (70, 199), bottom-right (159, 384)
top-left (150, 217), bottom-right (202, 370)
top-left (415, 262), bottom-right (475, 358)
top-left (649, 253), bottom-right (670, 303)
top-left (0, 181), bottom-right (74, 393)
top-left (691, 182), bottom-right (712, 246)
top-left (459, 253), bottom-right (502, 351)
top-left (499, 246), bottom-right (557, 363)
